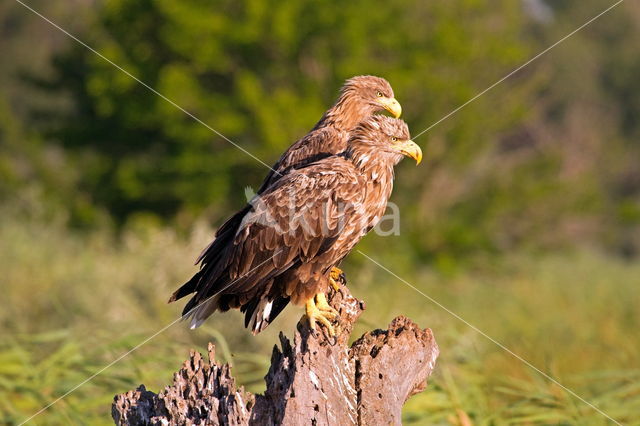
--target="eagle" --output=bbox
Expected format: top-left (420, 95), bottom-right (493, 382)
top-left (173, 76), bottom-right (401, 304)
top-left (169, 115), bottom-right (421, 335)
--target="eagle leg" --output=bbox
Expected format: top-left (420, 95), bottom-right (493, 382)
top-left (329, 266), bottom-right (345, 291)
top-left (305, 297), bottom-right (336, 336)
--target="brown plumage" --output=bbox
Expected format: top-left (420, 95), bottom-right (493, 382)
top-left (171, 76), bottom-right (401, 304)
top-left (257, 75), bottom-right (401, 192)
top-left (169, 115), bottom-right (421, 334)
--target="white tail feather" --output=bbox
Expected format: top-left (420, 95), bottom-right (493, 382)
top-left (187, 294), bottom-right (221, 329)
top-left (248, 298), bottom-right (274, 334)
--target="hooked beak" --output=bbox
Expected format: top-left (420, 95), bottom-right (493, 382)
top-left (377, 97), bottom-right (402, 118)
top-left (395, 139), bottom-right (422, 165)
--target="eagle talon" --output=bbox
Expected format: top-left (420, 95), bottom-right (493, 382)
top-left (329, 277), bottom-right (341, 292)
top-left (305, 297), bottom-right (336, 337)
top-left (329, 267), bottom-right (345, 291)
top-left (315, 293), bottom-right (338, 318)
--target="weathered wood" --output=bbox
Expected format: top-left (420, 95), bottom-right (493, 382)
top-left (350, 316), bottom-right (438, 425)
top-left (112, 345), bottom-right (254, 425)
top-left (112, 284), bottom-right (439, 425)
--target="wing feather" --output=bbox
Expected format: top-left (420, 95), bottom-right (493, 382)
top-left (177, 154), bottom-right (365, 332)
top-left (257, 128), bottom-right (349, 193)
top-left (215, 159), bottom-right (363, 296)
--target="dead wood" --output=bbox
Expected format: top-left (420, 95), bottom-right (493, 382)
top-left (112, 284), bottom-right (438, 425)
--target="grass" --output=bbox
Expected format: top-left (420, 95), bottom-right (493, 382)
top-left (1, 213), bottom-right (639, 425)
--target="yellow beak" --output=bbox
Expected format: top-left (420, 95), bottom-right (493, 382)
top-left (378, 97), bottom-right (402, 118)
top-left (396, 139), bottom-right (422, 165)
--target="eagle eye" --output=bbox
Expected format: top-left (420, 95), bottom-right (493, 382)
top-left (391, 136), bottom-right (398, 142)
top-left (376, 91), bottom-right (383, 97)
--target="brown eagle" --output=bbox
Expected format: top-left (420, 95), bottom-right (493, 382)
top-left (173, 76), bottom-right (401, 304)
top-left (170, 115), bottom-right (421, 335)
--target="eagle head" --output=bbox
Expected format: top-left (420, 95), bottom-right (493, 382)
top-left (341, 75), bottom-right (402, 119)
top-left (348, 115), bottom-right (422, 166)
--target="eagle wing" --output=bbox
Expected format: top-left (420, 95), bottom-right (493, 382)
top-left (256, 127), bottom-right (349, 193)
top-left (184, 127), bottom-right (348, 276)
top-left (176, 157), bottom-right (365, 332)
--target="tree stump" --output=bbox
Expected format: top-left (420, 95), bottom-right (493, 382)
top-left (112, 284), bottom-right (439, 425)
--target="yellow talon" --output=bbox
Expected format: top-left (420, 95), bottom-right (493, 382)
top-left (305, 296), bottom-right (336, 336)
top-left (329, 277), bottom-right (340, 292)
top-left (315, 292), bottom-right (338, 317)
top-left (329, 267), bottom-right (344, 291)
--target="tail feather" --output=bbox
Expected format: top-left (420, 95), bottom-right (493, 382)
top-left (171, 212), bottom-right (243, 304)
top-left (197, 206), bottom-right (249, 264)
top-left (172, 198), bottom-right (292, 332)
top-left (183, 294), bottom-right (222, 329)
top-left (168, 272), bottom-right (201, 303)
top-left (242, 295), bottom-right (290, 335)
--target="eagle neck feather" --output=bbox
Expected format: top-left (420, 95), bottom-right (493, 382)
top-left (315, 89), bottom-right (371, 131)
top-left (345, 145), bottom-right (396, 188)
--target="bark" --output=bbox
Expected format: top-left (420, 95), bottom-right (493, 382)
top-left (112, 284), bottom-right (439, 425)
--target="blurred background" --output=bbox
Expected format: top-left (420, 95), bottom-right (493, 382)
top-left (2, 0), bottom-right (639, 424)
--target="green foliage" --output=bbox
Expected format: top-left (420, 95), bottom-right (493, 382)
top-left (39, 0), bottom-right (532, 227)
top-left (0, 0), bottom-right (637, 258)
top-left (1, 215), bottom-right (639, 424)
top-left (14, 0), bottom-right (634, 259)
